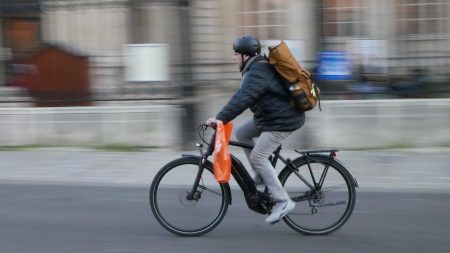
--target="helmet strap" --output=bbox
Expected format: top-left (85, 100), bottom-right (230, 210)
top-left (240, 54), bottom-right (250, 72)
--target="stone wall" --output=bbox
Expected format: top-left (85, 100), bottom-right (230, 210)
top-left (0, 99), bottom-right (449, 149)
top-left (0, 105), bottom-right (181, 148)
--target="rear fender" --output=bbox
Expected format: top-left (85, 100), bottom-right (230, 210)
top-left (332, 157), bottom-right (359, 187)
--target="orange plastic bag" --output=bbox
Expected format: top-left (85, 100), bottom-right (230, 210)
top-left (213, 121), bottom-right (233, 183)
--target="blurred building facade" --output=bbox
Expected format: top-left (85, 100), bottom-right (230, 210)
top-left (0, 0), bottom-right (449, 100)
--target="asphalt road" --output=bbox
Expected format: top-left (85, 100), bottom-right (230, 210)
top-left (1, 183), bottom-right (449, 253)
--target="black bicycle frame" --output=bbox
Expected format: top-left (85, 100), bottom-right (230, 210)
top-left (187, 128), bottom-right (338, 201)
top-left (187, 137), bottom-right (262, 198)
top-left (226, 140), bottom-right (319, 195)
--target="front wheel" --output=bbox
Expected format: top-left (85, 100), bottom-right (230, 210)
top-left (279, 155), bottom-right (356, 235)
top-left (149, 157), bottom-right (230, 237)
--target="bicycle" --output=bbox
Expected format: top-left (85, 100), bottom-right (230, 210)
top-left (149, 124), bottom-right (358, 237)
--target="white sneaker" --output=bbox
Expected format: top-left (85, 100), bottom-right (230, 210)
top-left (265, 199), bottom-right (295, 224)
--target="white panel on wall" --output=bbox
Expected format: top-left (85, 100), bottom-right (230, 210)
top-left (123, 44), bottom-right (170, 82)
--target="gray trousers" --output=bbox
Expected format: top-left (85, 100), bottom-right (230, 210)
top-left (234, 118), bottom-right (292, 202)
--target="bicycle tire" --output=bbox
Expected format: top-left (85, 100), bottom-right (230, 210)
top-left (149, 157), bottom-right (230, 236)
top-left (279, 155), bottom-right (356, 235)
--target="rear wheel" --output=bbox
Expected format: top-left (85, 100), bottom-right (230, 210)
top-left (149, 157), bottom-right (230, 236)
top-left (279, 155), bottom-right (356, 235)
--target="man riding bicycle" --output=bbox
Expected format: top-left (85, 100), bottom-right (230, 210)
top-left (206, 35), bottom-right (305, 224)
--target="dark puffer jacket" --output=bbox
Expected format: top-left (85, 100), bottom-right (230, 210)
top-left (216, 55), bottom-right (305, 132)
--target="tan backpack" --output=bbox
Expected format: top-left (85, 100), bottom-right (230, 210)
top-left (266, 41), bottom-right (321, 112)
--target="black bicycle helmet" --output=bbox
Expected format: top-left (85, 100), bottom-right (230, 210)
top-left (233, 35), bottom-right (261, 56)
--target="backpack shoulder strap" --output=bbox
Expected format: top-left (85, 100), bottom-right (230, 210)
top-left (257, 59), bottom-right (269, 64)
top-left (256, 54), bottom-right (270, 65)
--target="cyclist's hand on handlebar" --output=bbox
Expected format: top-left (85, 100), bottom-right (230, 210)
top-left (206, 116), bottom-right (218, 127)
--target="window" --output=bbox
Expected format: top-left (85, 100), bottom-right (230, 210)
top-left (321, 0), bottom-right (366, 38)
top-left (235, 0), bottom-right (288, 40)
top-left (398, 0), bottom-right (449, 35)
top-left (3, 18), bottom-right (40, 54)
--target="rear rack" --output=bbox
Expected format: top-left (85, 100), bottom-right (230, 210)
top-left (294, 149), bottom-right (339, 155)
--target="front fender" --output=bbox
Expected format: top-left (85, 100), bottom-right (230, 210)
top-left (181, 154), bottom-right (202, 159)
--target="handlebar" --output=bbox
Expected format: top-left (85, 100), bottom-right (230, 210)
top-left (202, 122), bottom-right (217, 130)
top-left (198, 124), bottom-right (216, 156)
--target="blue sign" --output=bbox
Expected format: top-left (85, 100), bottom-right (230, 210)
top-left (317, 51), bottom-right (352, 81)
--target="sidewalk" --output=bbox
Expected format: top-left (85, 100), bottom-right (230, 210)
top-left (0, 148), bottom-right (449, 192)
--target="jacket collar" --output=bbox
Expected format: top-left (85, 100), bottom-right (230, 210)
top-left (241, 54), bottom-right (264, 75)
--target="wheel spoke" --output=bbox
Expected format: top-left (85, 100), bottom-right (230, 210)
top-left (287, 191), bottom-right (309, 202)
top-left (320, 183), bottom-right (348, 192)
top-left (314, 200), bottom-right (347, 207)
top-left (198, 185), bottom-right (223, 196)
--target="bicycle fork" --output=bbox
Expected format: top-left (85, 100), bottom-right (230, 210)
top-left (186, 138), bottom-right (213, 201)
top-left (185, 154), bottom-right (207, 201)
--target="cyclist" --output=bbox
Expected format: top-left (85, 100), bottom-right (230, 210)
top-left (206, 35), bottom-right (305, 224)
